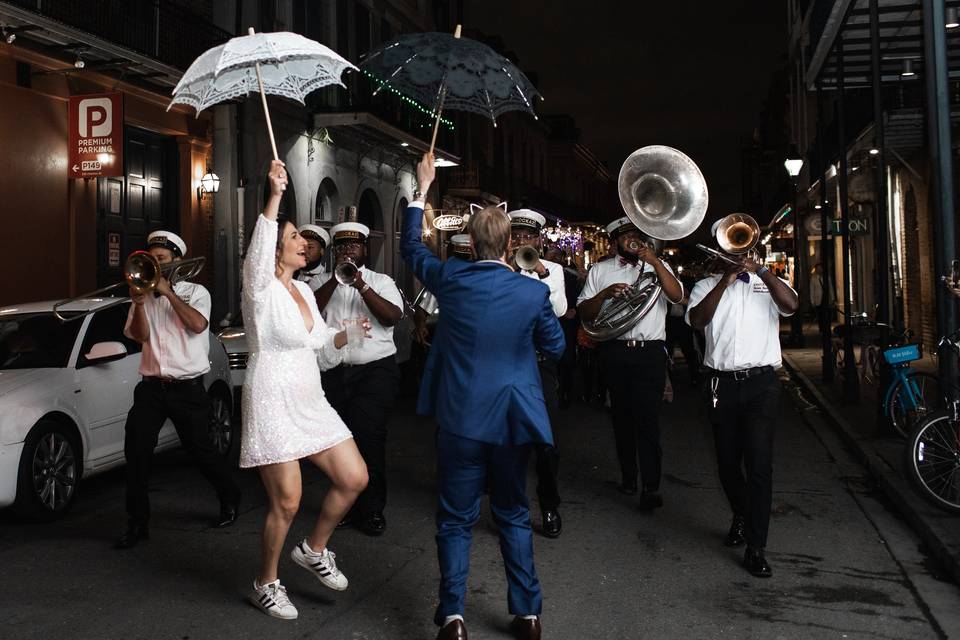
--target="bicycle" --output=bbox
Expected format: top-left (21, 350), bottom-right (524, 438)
top-left (832, 309), bottom-right (884, 386)
top-left (904, 328), bottom-right (960, 513)
top-left (881, 333), bottom-right (944, 439)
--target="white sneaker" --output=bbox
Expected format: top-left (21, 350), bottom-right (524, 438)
top-left (291, 539), bottom-right (349, 591)
top-left (249, 579), bottom-right (298, 620)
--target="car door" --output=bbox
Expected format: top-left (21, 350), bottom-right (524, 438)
top-left (73, 303), bottom-right (144, 466)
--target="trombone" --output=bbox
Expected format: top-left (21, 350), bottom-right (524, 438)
top-left (53, 251), bottom-right (205, 322)
top-left (695, 213), bottom-right (761, 267)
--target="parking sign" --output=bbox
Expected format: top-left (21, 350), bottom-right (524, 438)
top-left (69, 92), bottom-right (123, 178)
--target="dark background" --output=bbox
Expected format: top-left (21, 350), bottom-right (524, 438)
top-left (464, 0), bottom-right (789, 220)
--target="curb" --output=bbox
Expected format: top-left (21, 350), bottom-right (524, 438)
top-left (782, 353), bottom-right (960, 586)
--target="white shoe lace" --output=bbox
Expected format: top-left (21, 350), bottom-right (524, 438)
top-left (319, 549), bottom-right (341, 576)
top-left (266, 582), bottom-right (293, 609)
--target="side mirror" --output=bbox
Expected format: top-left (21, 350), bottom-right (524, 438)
top-left (84, 341), bottom-right (128, 365)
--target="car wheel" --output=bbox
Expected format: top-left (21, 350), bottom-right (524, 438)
top-left (209, 390), bottom-right (236, 460)
top-left (14, 419), bottom-right (81, 521)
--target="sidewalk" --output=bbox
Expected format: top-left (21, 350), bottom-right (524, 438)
top-left (782, 335), bottom-right (960, 586)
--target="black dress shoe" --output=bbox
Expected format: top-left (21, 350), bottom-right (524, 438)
top-left (436, 619), bottom-right (467, 640)
top-left (637, 490), bottom-right (664, 510)
top-left (743, 547), bottom-right (772, 578)
top-left (359, 511), bottom-right (386, 536)
top-left (115, 523), bottom-right (149, 549)
top-left (213, 499), bottom-right (240, 528)
top-left (541, 509), bottom-right (562, 538)
top-left (617, 482), bottom-right (638, 496)
top-left (509, 616), bottom-right (542, 640)
top-left (724, 515), bottom-right (746, 547)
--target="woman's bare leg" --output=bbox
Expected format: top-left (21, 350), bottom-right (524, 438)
top-left (304, 438), bottom-right (368, 551)
top-left (257, 461), bottom-right (302, 583)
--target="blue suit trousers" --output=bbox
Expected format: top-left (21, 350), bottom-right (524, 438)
top-left (434, 430), bottom-right (542, 625)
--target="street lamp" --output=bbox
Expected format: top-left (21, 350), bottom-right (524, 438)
top-left (785, 157), bottom-right (804, 346)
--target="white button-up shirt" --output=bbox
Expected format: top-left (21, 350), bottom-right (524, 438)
top-left (578, 257), bottom-right (680, 341)
top-left (319, 266), bottom-right (404, 365)
top-left (124, 281), bottom-right (211, 379)
top-left (518, 257), bottom-right (567, 318)
top-left (685, 272), bottom-right (795, 371)
top-left (297, 264), bottom-right (326, 292)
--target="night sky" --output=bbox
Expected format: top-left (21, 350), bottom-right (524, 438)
top-left (465, 0), bottom-right (788, 224)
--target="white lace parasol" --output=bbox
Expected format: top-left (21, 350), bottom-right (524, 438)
top-left (169, 29), bottom-right (356, 159)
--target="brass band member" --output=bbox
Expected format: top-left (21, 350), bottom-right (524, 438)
top-left (296, 224), bottom-right (330, 291)
top-left (686, 235), bottom-right (798, 579)
top-left (117, 231), bottom-right (241, 549)
top-left (577, 216), bottom-right (683, 509)
top-left (509, 208), bottom-right (568, 539)
top-left (314, 221), bottom-right (405, 536)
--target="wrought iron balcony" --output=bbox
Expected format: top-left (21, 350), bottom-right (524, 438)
top-left (5, 0), bottom-right (231, 71)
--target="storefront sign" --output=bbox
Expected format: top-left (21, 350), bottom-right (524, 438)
top-left (107, 232), bottom-right (121, 268)
top-left (69, 92), bottom-right (123, 178)
top-left (804, 215), bottom-right (870, 237)
top-left (433, 214), bottom-right (464, 231)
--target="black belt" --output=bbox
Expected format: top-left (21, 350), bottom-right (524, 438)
top-left (709, 365), bottom-right (774, 381)
top-left (604, 339), bottom-right (665, 349)
top-left (338, 355), bottom-right (395, 369)
top-left (141, 375), bottom-right (203, 386)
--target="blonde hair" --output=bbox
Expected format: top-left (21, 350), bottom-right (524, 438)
top-left (467, 206), bottom-right (511, 260)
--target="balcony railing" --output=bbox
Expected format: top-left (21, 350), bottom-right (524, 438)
top-left (8, 0), bottom-right (231, 70)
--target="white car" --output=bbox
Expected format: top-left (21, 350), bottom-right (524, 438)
top-left (0, 298), bottom-right (236, 520)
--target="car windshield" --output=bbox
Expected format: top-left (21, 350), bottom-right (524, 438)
top-left (0, 313), bottom-right (83, 370)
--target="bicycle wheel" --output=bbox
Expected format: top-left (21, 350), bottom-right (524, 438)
top-left (905, 411), bottom-right (960, 513)
top-left (889, 373), bottom-right (946, 438)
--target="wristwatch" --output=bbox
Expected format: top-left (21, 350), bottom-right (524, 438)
top-left (538, 269), bottom-right (550, 280)
top-left (359, 283), bottom-right (372, 294)
top-left (413, 189), bottom-right (424, 201)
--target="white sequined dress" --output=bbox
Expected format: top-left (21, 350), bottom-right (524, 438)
top-left (239, 214), bottom-right (352, 468)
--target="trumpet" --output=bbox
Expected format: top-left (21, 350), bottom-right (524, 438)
top-left (335, 258), bottom-right (359, 286)
top-left (514, 245), bottom-right (540, 272)
top-left (53, 251), bottom-right (205, 322)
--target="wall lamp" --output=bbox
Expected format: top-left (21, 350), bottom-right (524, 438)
top-left (198, 172), bottom-right (220, 201)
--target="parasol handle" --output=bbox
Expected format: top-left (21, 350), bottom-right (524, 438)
top-left (428, 23), bottom-right (461, 156)
top-left (249, 27), bottom-right (281, 164)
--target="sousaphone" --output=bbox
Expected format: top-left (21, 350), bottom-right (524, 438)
top-left (582, 146), bottom-right (708, 341)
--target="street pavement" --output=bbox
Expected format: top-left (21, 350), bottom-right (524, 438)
top-left (1, 363), bottom-right (958, 639)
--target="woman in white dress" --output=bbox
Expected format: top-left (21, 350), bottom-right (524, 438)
top-left (241, 160), bottom-right (370, 620)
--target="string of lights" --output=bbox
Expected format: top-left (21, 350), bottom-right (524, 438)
top-left (361, 69), bottom-right (455, 130)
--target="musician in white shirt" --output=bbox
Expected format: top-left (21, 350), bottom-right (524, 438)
top-left (296, 224), bottom-right (330, 291)
top-left (506, 208), bottom-right (568, 538)
top-left (313, 221), bottom-right (404, 536)
top-left (686, 244), bottom-right (798, 579)
top-left (578, 216), bottom-right (683, 510)
top-left (117, 231), bottom-right (241, 549)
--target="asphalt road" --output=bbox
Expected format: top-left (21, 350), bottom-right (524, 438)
top-left (1, 366), bottom-right (958, 639)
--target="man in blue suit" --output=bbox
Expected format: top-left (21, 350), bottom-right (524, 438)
top-left (402, 153), bottom-right (565, 640)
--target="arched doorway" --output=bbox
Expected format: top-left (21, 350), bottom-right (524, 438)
top-left (358, 188), bottom-right (385, 272)
top-left (315, 177), bottom-right (340, 225)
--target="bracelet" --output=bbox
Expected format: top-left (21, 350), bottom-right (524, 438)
top-left (359, 283), bottom-right (371, 294)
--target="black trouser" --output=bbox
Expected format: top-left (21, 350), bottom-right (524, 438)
top-left (535, 358), bottom-right (561, 512)
top-left (707, 370), bottom-right (779, 549)
top-left (598, 341), bottom-right (667, 491)
top-left (322, 356), bottom-right (400, 515)
top-left (558, 318), bottom-right (578, 404)
top-left (124, 377), bottom-right (240, 526)
top-left (666, 316), bottom-right (701, 382)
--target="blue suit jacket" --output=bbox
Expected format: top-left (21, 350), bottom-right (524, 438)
top-left (401, 205), bottom-right (565, 446)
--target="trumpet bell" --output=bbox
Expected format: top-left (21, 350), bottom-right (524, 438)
top-left (716, 213), bottom-right (760, 254)
top-left (515, 245), bottom-right (540, 271)
top-left (335, 259), bottom-right (359, 286)
top-left (618, 145), bottom-right (709, 241)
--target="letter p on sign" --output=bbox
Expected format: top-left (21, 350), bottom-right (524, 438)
top-left (79, 97), bottom-right (112, 137)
